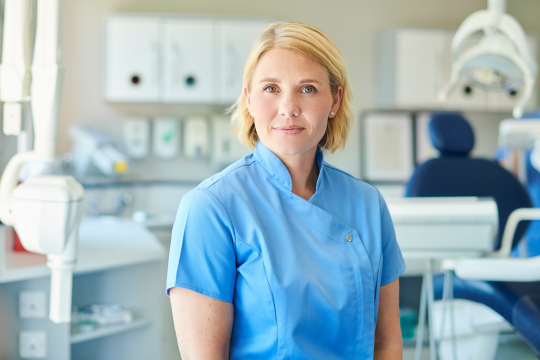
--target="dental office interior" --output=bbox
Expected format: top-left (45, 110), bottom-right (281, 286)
top-left (1, 0), bottom-right (540, 359)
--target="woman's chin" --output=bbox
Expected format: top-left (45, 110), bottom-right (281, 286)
top-left (266, 141), bottom-right (317, 158)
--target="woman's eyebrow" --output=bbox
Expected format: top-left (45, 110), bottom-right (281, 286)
top-left (259, 77), bottom-right (280, 84)
top-left (299, 79), bottom-right (323, 85)
top-left (258, 78), bottom-right (323, 85)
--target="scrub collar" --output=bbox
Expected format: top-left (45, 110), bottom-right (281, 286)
top-left (253, 141), bottom-right (325, 193)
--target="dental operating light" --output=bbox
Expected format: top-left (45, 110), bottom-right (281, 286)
top-left (439, 0), bottom-right (537, 118)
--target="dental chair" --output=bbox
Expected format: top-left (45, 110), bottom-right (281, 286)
top-left (405, 113), bottom-right (540, 358)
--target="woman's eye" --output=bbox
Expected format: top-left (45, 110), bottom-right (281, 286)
top-left (302, 85), bottom-right (317, 94)
top-left (264, 86), bottom-right (278, 93)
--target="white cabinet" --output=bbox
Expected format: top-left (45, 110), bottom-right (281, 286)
top-left (215, 20), bottom-right (269, 104)
top-left (104, 16), bottom-right (161, 102)
top-left (392, 29), bottom-right (450, 108)
top-left (104, 15), bottom-right (269, 104)
top-left (162, 19), bottom-right (215, 103)
top-left (376, 27), bottom-right (537, 112)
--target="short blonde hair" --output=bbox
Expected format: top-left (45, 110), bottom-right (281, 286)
top-left (228, 22), bottom-right (354, 153)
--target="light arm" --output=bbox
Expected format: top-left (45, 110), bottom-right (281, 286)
top-left (0, 0), bottom-right (31, 135)
top-left (0, 0), bottom-right (62, 226)
top-left (0, 0), bottom-right (82, 324)
top-left (31, 0), bottom-right (63, 159)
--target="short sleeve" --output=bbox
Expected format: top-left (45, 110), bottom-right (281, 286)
top-left (378, 191), bottom-right (406, 286)
top-left (166, 188), bottom-right (236, 302)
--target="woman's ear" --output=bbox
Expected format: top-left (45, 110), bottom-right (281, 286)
top-left (244, 86), bottom-right (251, 113)
top-left (330, 85), bottom-right (343, 117)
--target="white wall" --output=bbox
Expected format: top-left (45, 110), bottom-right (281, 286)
top-left (4, 0), bottom-right (540, 180)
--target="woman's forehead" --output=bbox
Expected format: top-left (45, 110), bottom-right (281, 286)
top-left (252, 48), bottom-right (329, 84)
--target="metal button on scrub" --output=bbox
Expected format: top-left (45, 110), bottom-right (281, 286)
top-left (346, 235), bottom-right (353, 242)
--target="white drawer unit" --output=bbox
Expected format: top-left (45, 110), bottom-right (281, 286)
top-left (376, 27), bottom-right (537, 112)
top-left (215, 20), bottom-right (269, 104)
top-left (162, 18), bottom-right (215, 103)
top-left (104, 16), bottom-right (161, 102)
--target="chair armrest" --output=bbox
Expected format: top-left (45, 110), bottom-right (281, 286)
top-left (491, 208), bottom-right (540, 258)
top-left (443, 256), bottom-right (540, 282)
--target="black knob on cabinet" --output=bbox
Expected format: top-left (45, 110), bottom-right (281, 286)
top-left (185, 76), bottom-right (196, 87)
top-left (131, 75), bottom-right (141, 85)
top-left (463, 85), bottom-right (473, 95)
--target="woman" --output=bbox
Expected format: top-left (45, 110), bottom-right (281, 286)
top-left (167, 22), bottom-right (406, 360)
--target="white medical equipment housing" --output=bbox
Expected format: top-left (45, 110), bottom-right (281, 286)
top-left (0, 0), bottom-right (85, 323)
top-left (12, 176), bottom-right (83, 255)
top-left (439, 0), bottom-right (537, 118)
top-left (11, 176), bottom-right (84, 323)
top-left (387, 197), bottom-right (498, 256)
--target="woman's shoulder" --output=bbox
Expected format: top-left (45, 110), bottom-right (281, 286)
top-left (185, 153), bottom-right (258, 201)
top-left (178, 153), bottom-right (262, 222)
top-left (323, 162), bottom-right (380, 197)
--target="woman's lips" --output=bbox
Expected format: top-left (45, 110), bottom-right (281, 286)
top-left (273, 126), bottom-right (305, 135)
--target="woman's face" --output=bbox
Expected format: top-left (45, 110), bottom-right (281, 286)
top-left (244, 48), bottom-right (342, 158)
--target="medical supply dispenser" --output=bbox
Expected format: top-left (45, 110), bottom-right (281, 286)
top-left (123, 118), bottom-right (150, 159)
top-left (183, 116), bottom-right (209, 160)
top-left (153, 117), bottom-right (180, 159)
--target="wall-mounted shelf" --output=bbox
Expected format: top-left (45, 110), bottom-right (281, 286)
top-left (0, 216), bottom-right (165, 283)
top-left (71, 318), bottom-right (153, 344)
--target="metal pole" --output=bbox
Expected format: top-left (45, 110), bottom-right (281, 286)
top-left (415, 271), bottom-right (428, 360)
top-left (426, 260), bottom-right (437, 360)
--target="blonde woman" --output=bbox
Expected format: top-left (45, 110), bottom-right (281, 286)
top-left (167, 22), bottom-right (405, 360)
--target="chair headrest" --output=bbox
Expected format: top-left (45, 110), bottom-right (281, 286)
top-left (429, 113), bottom-right (475, 157)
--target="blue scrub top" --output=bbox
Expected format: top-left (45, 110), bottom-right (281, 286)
top-left (167, 141), bottom-right (406, 359)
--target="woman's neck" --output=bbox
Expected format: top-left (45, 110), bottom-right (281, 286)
top-left (276, 147), bottom-right (319, 201)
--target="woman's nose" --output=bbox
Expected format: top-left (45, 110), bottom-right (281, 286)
top-left (278, 94), bottom-right (300, 118)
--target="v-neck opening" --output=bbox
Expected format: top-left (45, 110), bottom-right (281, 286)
top-left (253, 141), bottom-right (325, 198)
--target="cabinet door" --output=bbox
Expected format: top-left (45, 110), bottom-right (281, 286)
top-left (215, 20), bottom-right (269, 104)
top-left (162, 19), bottom-right (214, 103)
top-left (395, 29), bottom-right (447, 108)
top-left (104, 16), bottom-right (160, 102)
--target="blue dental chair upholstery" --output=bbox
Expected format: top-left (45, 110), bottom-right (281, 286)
top-left (405, 113), bottom-right (540, 354)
